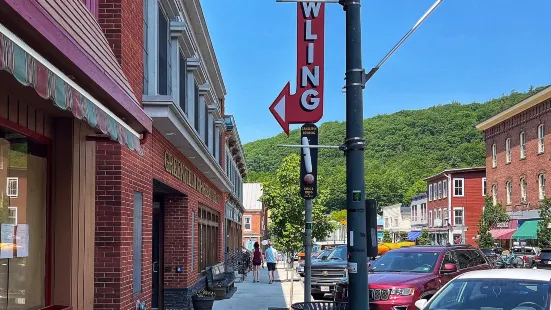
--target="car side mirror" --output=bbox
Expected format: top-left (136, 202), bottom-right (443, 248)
top-left (441, 263), bottom-right (457, 273)
top-left (415, 299), bottom-right (428, 309)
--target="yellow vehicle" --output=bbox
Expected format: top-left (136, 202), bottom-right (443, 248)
top-left (378, 241), bottom-right (415, 255)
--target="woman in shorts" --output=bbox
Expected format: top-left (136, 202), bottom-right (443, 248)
top-left (252, 241), bottom-right (262, 283)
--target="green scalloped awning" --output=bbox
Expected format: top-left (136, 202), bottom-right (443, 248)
top-left (512, 220), bottom-right (540, 240)
top-left (0, 24), bottom-right (142, 155)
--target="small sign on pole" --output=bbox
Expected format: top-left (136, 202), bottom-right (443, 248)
top-left (300, 123), bottom-right (319, 199)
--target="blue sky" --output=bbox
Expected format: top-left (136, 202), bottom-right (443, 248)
top-left (202, 0), bottom-right (551, 144)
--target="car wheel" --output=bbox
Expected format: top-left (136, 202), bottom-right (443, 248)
top-left (312, 293), bottom-right (325, 300)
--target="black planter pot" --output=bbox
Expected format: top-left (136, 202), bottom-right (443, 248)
top-left (192, 296), bottom-right (215, 310)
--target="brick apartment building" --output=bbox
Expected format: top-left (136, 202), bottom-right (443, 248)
top-left (0, 1), bottom-right (246, 309)
top-left (477, 86), bottom-right (551, 244)
top-left (425, 168), bottom-right (486, 246)
top-left (242, 183), bottom-right (268, 250)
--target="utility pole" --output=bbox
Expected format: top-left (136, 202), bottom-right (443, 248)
top-left (341, 0), bottom-right (368, 308)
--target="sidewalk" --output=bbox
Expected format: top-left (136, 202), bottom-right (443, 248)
top-left (213, 263), bottom-right (304, 310)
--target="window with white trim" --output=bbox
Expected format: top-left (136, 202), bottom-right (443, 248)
top-left (506, 181), bottom-right (512, 205)
top-left (520, 132), bottom-right (526, 159)
top-left (438, 182), bottom-right (442, 199)
top-left (482, 178), bottom-right (487, 196)
top-left (492, 184), bottom-right (497, 205)
top-left (421, 203), bottom-right (426, 221)
top-left (492, 143), bottom-right (497, 167)
top-left (428, 184), bottom-right (433, 201)
top-left (539, 173), bottom-right (546, 200)
top-left (244, 216), bottom-right (252, 231)
top-left (453, 178), bottom-right (464, 197)
top-left (505, 138), bottom-right (511, 163)
top-left (7, 207), bottom-right (17, 225)
top-left (433, 184), bottom-right (438, 200)
top-left (438, 208), bottom-right (442, 226)
top-left (429, 211), bottom-right (433, 227)
top-left (454, 207), bottom-right (464, 226)
top-left (6, 177), bottom-right (18, 197)
top-left (443, 180), bottom-right (448, 198)
top-left (521, 177), bottom-right (527, 202)
top-left (539, 124), bottom-right (545, 153)
top-left (443, 208), bottom-right (448, 226)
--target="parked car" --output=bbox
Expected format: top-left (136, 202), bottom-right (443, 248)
top-left (310, 245), bottom-right (348, 300)
top-left (533, 248), bottom-right (551, 269)
top-left (334, 245), bottom-right (492, 308)
top-left (414, 269), bottom-right (551, 310)
top-left (296, 249), bottom-right (334, 276)
top-left (511, 246), bottom-right (540, 268)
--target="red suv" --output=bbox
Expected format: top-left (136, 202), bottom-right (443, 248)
top-left (334, 245), bottom-right (492, 309)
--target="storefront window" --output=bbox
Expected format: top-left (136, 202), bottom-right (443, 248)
top-left (198, 206), bottom-right (219, 272)
top-left (0, 128), bottom-right (48, 309)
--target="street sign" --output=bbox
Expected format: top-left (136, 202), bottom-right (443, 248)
top-left (270, 3), bottom-right (325, 135)
top-left (300, 123), bottom-right (318, 199)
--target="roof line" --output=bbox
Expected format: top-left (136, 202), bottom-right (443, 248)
top-left (476, 86), bottom-right (551, 131)
top-left (424, 167), bottom-right (486, 181)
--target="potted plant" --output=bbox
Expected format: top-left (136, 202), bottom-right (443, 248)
top-left (192, 290), bottom-right (215, 310)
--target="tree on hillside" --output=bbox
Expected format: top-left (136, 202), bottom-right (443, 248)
top-left (382, 230), bottom-right (392, 243)
top-left (417, 229), bottom-right (431, 245)
top-left (403, 179), bottom-right (427, 205)
top-left (537, 198), bottom-right (551, 248)
top-left (261, 154), bottom-right (336, 257)
top-left (476, 197), bottom-right (509, 249)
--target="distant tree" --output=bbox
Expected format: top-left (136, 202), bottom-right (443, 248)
top-left (537, 198), bottom-right (551, 248)
top-left (330, 210), bottom-right (347, 225)
top-left (261, 154), bottom-right (336, 257)
top-left (476, 197), bottom-right (509, 249)
top-left (417, 229), bottom-right (432, 245)
top-left (382, 230), bottom-right (392, 243)
top-left (403, 179), bottom-right (427, 205)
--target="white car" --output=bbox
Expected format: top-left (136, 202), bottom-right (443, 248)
top-left (415, 269), bottom-right (551, 310)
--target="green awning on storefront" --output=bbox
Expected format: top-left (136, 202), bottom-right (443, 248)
top-left (511, 220), bottom-right (541, 240)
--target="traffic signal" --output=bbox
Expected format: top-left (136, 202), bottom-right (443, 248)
top-left (300, 123), bottom-right (318, 199)
top-left (366, 199), bottom-right (378, 258)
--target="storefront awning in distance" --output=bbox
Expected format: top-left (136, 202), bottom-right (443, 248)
top-left (0, 23), bottom-right (142, 155)
top-left (408, 231), bottom-right (422, 241)
top-left (512, 220), bottom-right (541, 240)
top-left (490, 228), bottom-right (517, 240)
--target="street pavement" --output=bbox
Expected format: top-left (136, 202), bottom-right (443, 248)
top-left (213, 262), bottom-right (305, 310)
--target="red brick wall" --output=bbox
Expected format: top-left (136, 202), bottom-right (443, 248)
top-left (484, 100), bottom-right (551, 212)
top-left (98, 0), bottom-right (144, 99)
top-left (95, 129), bottom-right (225, 309)
top-left (95, 140), bottom-right (153, 309)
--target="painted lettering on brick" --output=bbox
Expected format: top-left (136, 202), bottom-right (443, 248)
top-left (164, 151), bottom-right (220, 203)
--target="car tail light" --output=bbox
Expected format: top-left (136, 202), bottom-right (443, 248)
top-left (523, 256), bottom-right (527, 262)
top-left (535, 256), bottom-right (541, 262)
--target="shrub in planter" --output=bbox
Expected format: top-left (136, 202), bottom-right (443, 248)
top-left (192, 290), bottom-right (216, 310)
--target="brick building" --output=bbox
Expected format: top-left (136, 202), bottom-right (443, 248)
top-left (425, 168), bottom-right (486, 246)
top-left (0, 0), bottom-right (246, 309)
top-left (477, 86), bottom-right (551, 244)
top-left (242, 183), bottom-right (268, 250)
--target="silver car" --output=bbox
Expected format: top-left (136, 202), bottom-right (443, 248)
top-left (415, 269), bottom-right (551, 310)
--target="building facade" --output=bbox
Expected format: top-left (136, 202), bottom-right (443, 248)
top-left (425, 168), bottom-right (486, 246)
top-left (477, 86), bottom-right (551, 244)
top-left (0, 0), bottom-right (245, 309)
top-left (223, 115), bottom-right (246, 262)
top-left (409, 193), bottom-right (428, 240)
top-left (242, 183), bottom-right (268, 250)
top-left (382, 203), bottom-right (411, 242)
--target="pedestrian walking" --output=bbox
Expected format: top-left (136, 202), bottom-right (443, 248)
top-left (264, 241), bottom-right (278, 284)
top-left (252, 242), bottom-right (263, 283)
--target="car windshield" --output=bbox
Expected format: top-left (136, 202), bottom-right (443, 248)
top-left (370, 251), bottom-right (439, 273)
top-left (327, 247), bottom-right (347, 260)
top-left (480, 249), bottom-right (493, 255)
top-left (427, 278), bottom-right (550, 310)
top-left (317, 250), bottom-right (332, 259)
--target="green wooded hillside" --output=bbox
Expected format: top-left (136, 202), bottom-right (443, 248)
top-left (244, 86), bottom-right (546, 212)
